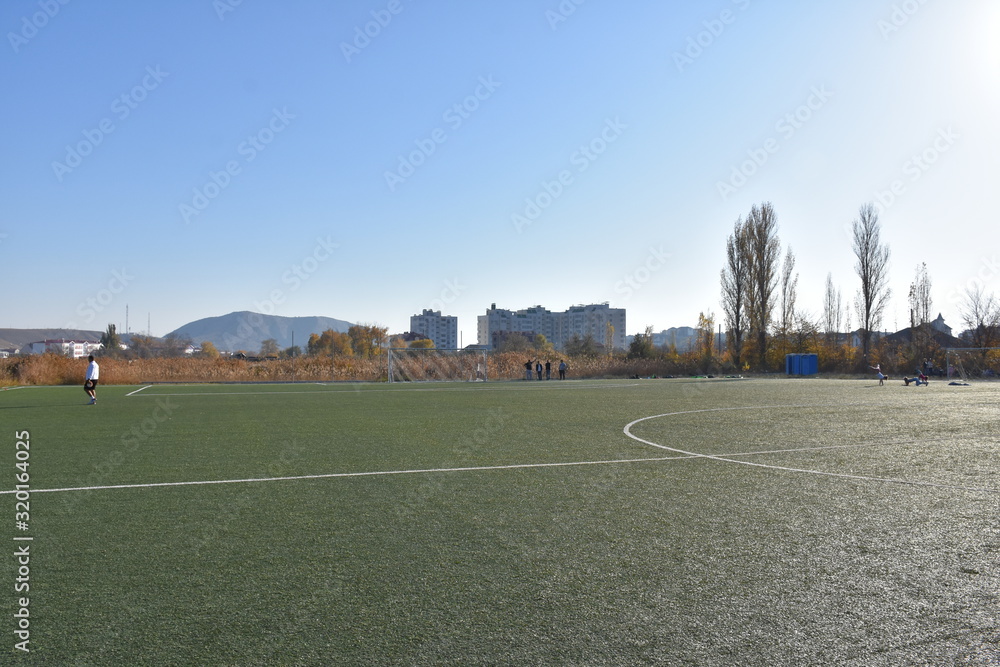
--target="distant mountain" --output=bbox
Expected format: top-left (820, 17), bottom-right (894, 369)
top-left (0, 328), bottom-right (103, 350)
top-left (166, 311), bottom-right (354, 353)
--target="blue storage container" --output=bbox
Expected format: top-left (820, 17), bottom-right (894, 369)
top-left (785, 353), bottom-right (818, 375)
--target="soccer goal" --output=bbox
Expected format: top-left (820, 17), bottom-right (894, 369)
top-left (945, 347), bottom-right (1000, 381)
top-left (387, 348), bottom-right (489, 383)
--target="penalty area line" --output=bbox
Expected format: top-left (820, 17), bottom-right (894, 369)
top-left (2, 455), bottom-right (688, 496)
top-left (123, 381), bottom-right (644, 398)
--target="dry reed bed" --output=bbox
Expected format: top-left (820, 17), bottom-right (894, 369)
top-left (0, 352), bottom-right (701, 386)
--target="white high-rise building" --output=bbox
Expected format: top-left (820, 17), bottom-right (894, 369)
top-left (478, 303), bottom-right (625, 351)
top-left (410, 309), bottom-right (459, 349)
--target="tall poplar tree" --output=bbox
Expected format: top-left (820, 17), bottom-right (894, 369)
top-left (851, 203), bottom-right (891, 364)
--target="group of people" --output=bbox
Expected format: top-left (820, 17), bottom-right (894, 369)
top-left (524, 359), bottom-right (568, 380)
top-left (870, 363), bottom-right (929, 387)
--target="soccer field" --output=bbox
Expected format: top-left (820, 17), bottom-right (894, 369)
top-left (2, 378), bottom-right (998, 664)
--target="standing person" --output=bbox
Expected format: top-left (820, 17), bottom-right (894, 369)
top-left (869, 363), bottom-right (886, 386)
top-left (535, 361), bottom-right (543, 380)
top-left (84, 354), bottom-right (99, 404)
top-left (524, 359), bottom-right (533, 381)
top-left (558, 360), bottom-right (567, 380)
top-left (544, 360), bottom-right (551, 380)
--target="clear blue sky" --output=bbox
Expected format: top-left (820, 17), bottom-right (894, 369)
top-left (2, 0), bottom-right (997, 345)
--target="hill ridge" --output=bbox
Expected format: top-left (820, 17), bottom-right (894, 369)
top-left (166, 311), bottom-right (354, 352)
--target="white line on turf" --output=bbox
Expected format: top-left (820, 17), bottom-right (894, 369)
top-left (123, 382), bottom-right (644, 397)
top-left (2, 455), bottom-right (688, 495)
top-left (0, 439), bottom-right (956, 497)
top-left (623, 408), bottom-right (997, 494)
top-left (125, 385), bottom-right (153, 396)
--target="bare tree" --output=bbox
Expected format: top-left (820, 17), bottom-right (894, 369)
top-left (697, 311), bottom-right (715, 372)
top-left (259, 338), bottom-right (280, 356)
top-left (779, 246), bottom-right (798, 338)
top-left (792, 312), bottom-right (820, 352)
top-left (851, 203), bottom-right (891, 364)
top-left (745, 202), bottom-right (781, 369)
top-left (720, 218), bottom-right (749, 369)
top-left (960, 285), bottom-right (1000, 350)
top-left (822, 273), bottom-right (842, 345)
top-left (907, 262), bottom-right (932, 328)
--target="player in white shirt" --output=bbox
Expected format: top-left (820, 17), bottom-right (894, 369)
top-left (85, 354), bottom-right (99, 404)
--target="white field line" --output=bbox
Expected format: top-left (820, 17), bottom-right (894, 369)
top-left (4, 455), bottom-right (688, 495)
top-left (0, 439), bottom-right (944, 497)
top-left (623, 408), bottom-right (997, 494)
top-left (124, 382), bottom-right (644, 397)
top-left (125, 385), bottom-right (153, 396)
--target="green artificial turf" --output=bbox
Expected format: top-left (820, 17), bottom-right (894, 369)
top-left (2, 378), bottom-right (997, 664)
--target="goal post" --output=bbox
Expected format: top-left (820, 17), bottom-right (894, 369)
top-left (387, 348), bottom-right (489, 383)
top-left (944, 347), bottom-right (1000, 381)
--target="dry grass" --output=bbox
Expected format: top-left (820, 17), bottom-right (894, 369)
top-left (0, 354), bottom-right (386, 386)
top-left (0, 351), bottom-right (711, 387)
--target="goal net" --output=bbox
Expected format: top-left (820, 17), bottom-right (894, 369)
top-left (387, 348), bottom-right (489, 383)
top-left (945, 348), bottom-right (1000, 381)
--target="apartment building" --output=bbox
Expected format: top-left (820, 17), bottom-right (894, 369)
top-left (478, 303), bottom-right (626, 351)
top-left (409, 309), bottom-right (459, 349)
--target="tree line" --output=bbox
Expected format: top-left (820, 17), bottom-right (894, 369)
top-left (622, 200), bottom-right (999, 375)
top-left (712, 201), bottom-right (998, 373)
